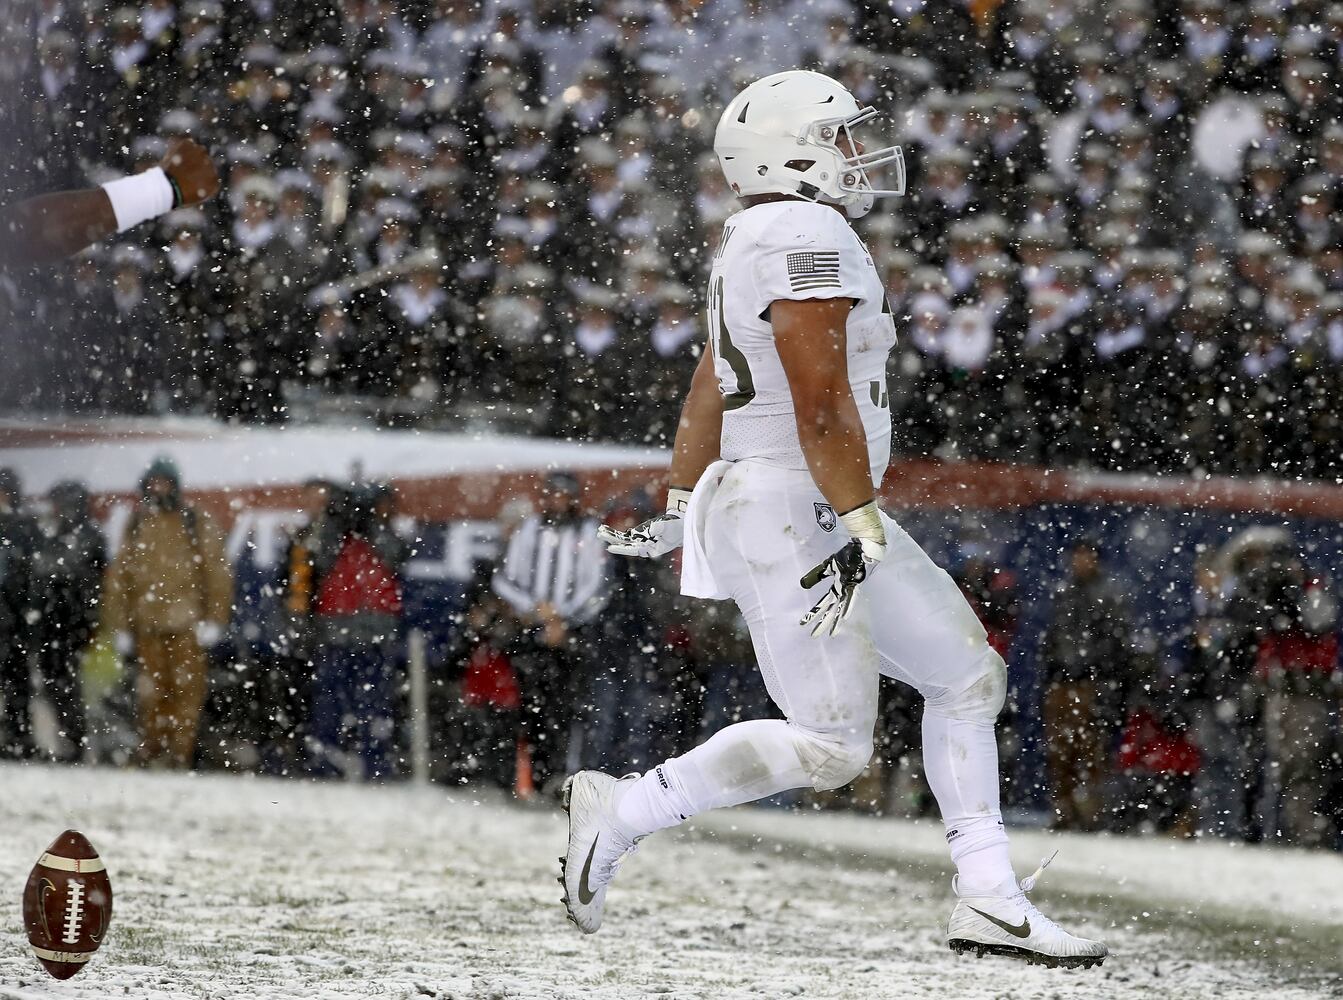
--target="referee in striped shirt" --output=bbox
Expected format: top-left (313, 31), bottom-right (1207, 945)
top-left (492, 472), bottom-right (612, 792)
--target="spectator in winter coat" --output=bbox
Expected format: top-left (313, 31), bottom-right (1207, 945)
top-left (29, 481), bottom-right (106, 762)
top-left (107, 247), bottom-right (165, 414)
top-left (302, 482), bottom-right (408, 780)
top-left (975, 92), bottom-right (1045, 222)
top-left (457, 589), bottom-right (523, 791)
top-left (1180, 551), bottom-right (1258, 839)
top-left (955, 550), bottom-right (1020, 662)
top-left (1246, 546), bottom-right (1340, 846)
top-left (152, 210), bottom-right (226, 413)
top-left (462, 4), bottom-right (544, 106)
top-left (264, 478), bottom-right (339, 774)
top-left (1040, 537), bottom-right (1135, 831)
top-left (0, 469), bottom-right (43, 759)
top-left (953, 538), bottom-right (1024, 803)
top-left (1110, 687), bottom-right (1201, 836)
top-left (562, 283), bottom-right (634, 442)
top-left (102, 457), bottom-right (233, 767)
top-left (86, 6), bottom-right (174, 152)
top-left (377, 249), bottom-right (464, 401)
top-left (992, 4), bottom-right (1075, 112)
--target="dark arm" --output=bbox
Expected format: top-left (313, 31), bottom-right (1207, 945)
top-left (667, 345), bottom-right (725, 495)
top-left (772, 297), bottom-right (874, 514)
top-left (0, 188), bottom-right (118, 266)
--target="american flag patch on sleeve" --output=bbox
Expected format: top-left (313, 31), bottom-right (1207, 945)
top-left (786, 250), bottom-right (842, 292)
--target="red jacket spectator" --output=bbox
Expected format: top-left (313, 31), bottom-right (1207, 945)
top-left (1117, 705), bottom-right (1201, 776)
top-left (463, 644), bottom-right (520, 710)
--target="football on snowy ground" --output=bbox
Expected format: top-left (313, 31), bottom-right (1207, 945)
top-left (22, 830), bottom-right (113, 980)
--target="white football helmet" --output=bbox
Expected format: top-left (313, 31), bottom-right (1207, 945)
top-left (714, 70), bottom-right (906, 219)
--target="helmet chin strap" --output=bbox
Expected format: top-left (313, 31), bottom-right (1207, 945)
top-left (795, 178), bottom-right (871, 219)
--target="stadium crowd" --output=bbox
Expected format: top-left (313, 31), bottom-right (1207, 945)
top-left (3, 459), bottom-right (1343, 850)
top-left (2, 0), bottom-right (1343, 477)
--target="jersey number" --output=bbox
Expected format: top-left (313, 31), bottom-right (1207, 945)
top-left (709, 273), bottom-right (755, 411)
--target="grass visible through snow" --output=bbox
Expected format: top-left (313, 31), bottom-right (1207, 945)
top-left (2, 763), bottom-right (1340, 1000)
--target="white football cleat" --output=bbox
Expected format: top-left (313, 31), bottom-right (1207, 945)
top-left (947, 854), bottom-right (1107, 969)
top-left (558, 771), bottom-right (641, 934)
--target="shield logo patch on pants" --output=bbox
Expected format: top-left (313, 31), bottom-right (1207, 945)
top-left (814, 502), bottom-right (837, 533)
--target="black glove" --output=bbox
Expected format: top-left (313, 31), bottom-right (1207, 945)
top-left (798, 501), bottom-right (887, 638)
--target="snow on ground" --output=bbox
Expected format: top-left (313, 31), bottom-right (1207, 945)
top-left (2, 764), bottom-right (1340, 1000)
top-left (710, 806), bottom-right (1343, 928)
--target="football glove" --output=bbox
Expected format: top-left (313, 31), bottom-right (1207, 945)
top-left (799, 500), bottom-right (887, 637)
top-left (597, 487), bottom-right (692, 559)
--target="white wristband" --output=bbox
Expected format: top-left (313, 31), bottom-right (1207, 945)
top-left (667, 487), bottom-right (692, 515)
top-left (838, 500), bottom-right (885, 546)
top-left (101, 167), bottom-right (175, 233)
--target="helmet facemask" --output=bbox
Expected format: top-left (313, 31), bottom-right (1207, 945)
top-left (800, 107), bottom-right (906, 218)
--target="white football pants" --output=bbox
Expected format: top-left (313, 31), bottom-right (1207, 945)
top-left (625, 460), bottom-right (1013, 889)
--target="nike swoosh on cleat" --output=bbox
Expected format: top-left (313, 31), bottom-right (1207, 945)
top-left (578, 836), bottom-right (600, 905)
top-left (968, 906), bottom-right (1031, 939)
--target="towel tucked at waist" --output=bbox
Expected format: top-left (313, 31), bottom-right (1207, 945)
top-left (679, 459), bottom-right (734, 600)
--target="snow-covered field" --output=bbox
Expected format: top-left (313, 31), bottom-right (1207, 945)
top-left (3, 764), bottom-right (1341, 1000)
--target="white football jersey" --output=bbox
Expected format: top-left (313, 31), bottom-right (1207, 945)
top-left (706, 200), bottom-right (896, 483)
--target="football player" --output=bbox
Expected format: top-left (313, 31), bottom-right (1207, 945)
top-left (561, 70), bottom-right (1106, 969)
